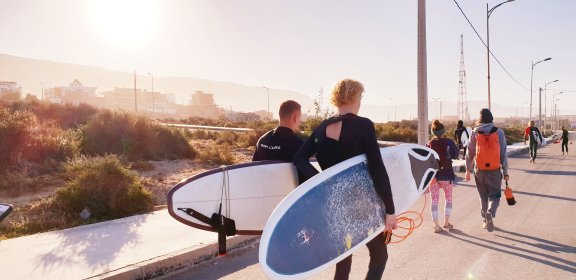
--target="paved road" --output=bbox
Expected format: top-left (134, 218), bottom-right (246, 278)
top-left (159, 143), bottom-right (576, 280)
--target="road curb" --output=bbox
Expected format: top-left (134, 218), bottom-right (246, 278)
top-left (97, 235), bottom-right (260, 280)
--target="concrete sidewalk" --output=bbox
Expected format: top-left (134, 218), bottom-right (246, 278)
top-left (0, 210), bottom-right (257, 280)
top-left (0, 136), bottom-right (557, 280)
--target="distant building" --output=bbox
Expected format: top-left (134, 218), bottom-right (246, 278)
top-left (102, 87), bottom-right (176, 115)
top-left (184, 91), bottom-right (225, 118)
top-left (0, 81), bottom-right (22, 102)
top-left (44, 79), bottom-right (104, 107)
top-left (252, 110), bottom-right (273, 120)
top-left (228, 111), bottom-right (261, 122)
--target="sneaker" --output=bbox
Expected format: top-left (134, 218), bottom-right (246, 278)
top-left (529, 159), bottom-right (533, 163)
top-left (562, 152), bottom-right (565, 155)
top-left (482, 222), bottom-right (487, 229)
top-left (485, 212), bottom-right (494, 232)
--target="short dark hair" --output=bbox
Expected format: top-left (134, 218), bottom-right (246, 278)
top-left (279, 100), bottom-right (301, 120)
top-left (477, 108), bottom-right (494, 124)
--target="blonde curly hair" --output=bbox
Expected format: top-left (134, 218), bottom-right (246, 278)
top-left (330, 79), bottom-right (364, 106)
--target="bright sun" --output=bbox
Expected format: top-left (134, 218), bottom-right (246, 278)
top-left (89, 0), bottom-right (158, 47)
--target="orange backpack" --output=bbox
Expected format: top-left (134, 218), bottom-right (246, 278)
top-left (476, 127), bottom-right (500, 170)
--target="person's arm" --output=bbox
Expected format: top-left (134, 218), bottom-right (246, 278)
top-left (499, 129), bottom-right (509, 178)
top-left (293, 131), bottom-right (321, 184)
top-left (465, 130), bottom-right (477, 181)
top-left (363, 121), bottom-right (395, 215)
top-left (449, 140), bottom-right (459, 159)
top-left (252, 139), bottom-right (262, 161)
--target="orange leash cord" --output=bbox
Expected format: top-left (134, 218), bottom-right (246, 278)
top-left (387, 194), bottom-right (427, 244)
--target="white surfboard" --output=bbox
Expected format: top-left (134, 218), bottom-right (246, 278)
top-left (461, 127), bottom-right (473, 147)
top-left (168, 161), bottom-right (299, 235)
top-left (259, 144), bottom-right (439, 279)
top-left (532, 130), bottom-right (542, 145)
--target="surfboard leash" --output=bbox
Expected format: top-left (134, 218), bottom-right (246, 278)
top-left (387, 194), bottom-right (427, 244)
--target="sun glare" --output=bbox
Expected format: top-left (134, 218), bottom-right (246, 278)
top-left (89, 0), bottom-right (158, 47)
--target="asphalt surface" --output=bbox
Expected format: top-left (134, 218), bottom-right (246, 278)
top-left (159, 142), bottom-right (576, 280)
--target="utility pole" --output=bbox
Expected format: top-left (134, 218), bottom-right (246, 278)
top-left (134, 71), bottom-right (138, 114)
top-left (417, 0), bottom-right (429, 145)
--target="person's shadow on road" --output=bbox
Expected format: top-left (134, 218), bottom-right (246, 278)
top-left (442, 228), bottom-right (576, 274)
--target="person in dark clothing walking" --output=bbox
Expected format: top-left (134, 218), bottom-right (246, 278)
top-left (454, 120), bottom-right (468, 160)
top-left (524, 120), bottom-right (543, 163)
top-left (293, 79), bottom-right (396, 280)
top-left (428, 120), bottom-right (459, 233)
top-left (252, 100), bottom-right (303, 162)
top-left (560, 126), bottom-right (569, 155)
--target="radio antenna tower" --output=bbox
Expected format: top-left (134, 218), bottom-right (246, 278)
top-left (458, 34), bottom-right (470, 122)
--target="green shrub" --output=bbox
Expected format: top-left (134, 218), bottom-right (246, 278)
top-left (81, 111), bottom-right (196, 160)
top-left (56, 155), bottom-right (153, 220)
top-left (8, 101), bottom-right (98, 129)
top-left (197, 145), bottom-right (237, 165)
top-left (0, 108), bottom-right (36, 171)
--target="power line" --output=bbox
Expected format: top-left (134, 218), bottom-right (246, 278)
top-left (452, 0), bottom-right (530, 91)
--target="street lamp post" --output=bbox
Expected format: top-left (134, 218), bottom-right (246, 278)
top-left (530, 57), bottom-right (551, 118)
top-left (551, 92), bottom-right (563, 131)
top-left (262, 86), bottom-right (270, 118)
top-left (553, 99), bottom-right (560, 132)
top-left (543, 79), bottom-right (559, 133)
top-left (486, 0), bottom-right (515, 110)
top-left (148, 73), bottom-right (154, 116)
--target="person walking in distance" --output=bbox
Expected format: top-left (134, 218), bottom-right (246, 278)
top-left (427, 120), bottom-right (459, 233)
top-left (293, 79), bottom-right (396, 280)
top-left (524, 120), bottom-right (543, 163)
top-left (560, 126), bottom-right (569, 155)
top-left (465, 108), bottom-right (509, 232)
top-left (454, 120), bottom-right (469, 160)
top-left (252, 100), bottom-right (303, 162)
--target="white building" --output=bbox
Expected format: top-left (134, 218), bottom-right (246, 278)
top-left (45, 79), bottom-right (98, 105)
top-left (0, 81), bottom-right (22, 102)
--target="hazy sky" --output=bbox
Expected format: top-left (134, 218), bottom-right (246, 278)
top-left (1, 0), bottom-right (575, 117)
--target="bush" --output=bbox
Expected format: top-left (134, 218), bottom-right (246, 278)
top-left (8, 101), bottom-right (98, 129)
top-left (0, 197), bottom-right (73, 240)
top-left (196, 145), bottom-right (237, 165)
top-left (0, 108), bottom-right (36, 171)
top-left (81, 111), bottom-right (196, 160)
top-left (55, 155), bottom-right (153, 220)
top-left (0, 106), bottom-right (82, 173)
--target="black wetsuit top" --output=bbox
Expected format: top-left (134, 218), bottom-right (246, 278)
top-left (561, 129), bottom-right (569, 142)
top-left (252, 126), bottom-right (304, 162)
top-left (293, 113), bottom-right (395, 215)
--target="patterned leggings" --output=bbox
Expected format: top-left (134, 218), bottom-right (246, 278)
top-left (429, 179), bottom-right (453, 221)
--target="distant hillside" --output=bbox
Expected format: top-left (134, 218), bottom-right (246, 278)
top-left (0, 53), bottom-right (521, 122)
top-left (0, 53), bottom-right (315, 118)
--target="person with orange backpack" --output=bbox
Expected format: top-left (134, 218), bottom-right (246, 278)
top-left (427, 120), bottom-right (459, 233)
top-left (465, 108), bottom-right (509, 232)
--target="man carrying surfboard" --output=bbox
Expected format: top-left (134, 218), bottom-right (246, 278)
top-left (252, 100), bottom-right (303, 162)
top-left (454, 120), bottom-right (469, 160)
top-left (293, 79), bottom-right (396, 280)
top-left (465, 108), bottom-right (509, 232)
top-left (524, 120), bottom-right (543, 163)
